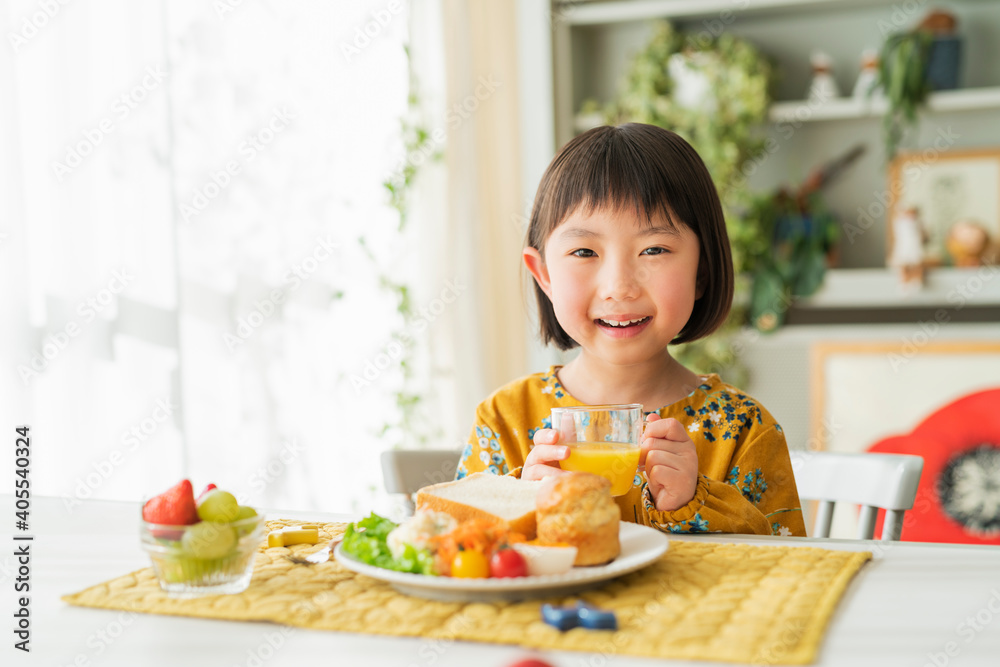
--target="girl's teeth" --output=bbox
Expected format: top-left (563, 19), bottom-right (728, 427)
top-left (600, 317), bottom-right (647, 327)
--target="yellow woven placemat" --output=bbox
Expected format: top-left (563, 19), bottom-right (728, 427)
top-left (64, 520), bottom-right (870, 665)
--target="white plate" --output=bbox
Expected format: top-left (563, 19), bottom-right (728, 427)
top-left (334, 522), bottom-right (668, 602)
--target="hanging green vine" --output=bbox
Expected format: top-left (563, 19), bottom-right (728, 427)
top-left (364, 42), bottom-right (443, 449)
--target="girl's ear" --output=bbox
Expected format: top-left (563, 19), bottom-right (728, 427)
top-left (523, 247), bottom-right (552, 298)
top-left (695, 264), bottom-right (706, 300)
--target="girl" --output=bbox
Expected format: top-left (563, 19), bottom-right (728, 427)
top-left (456, 123), bottom-right (805, 537)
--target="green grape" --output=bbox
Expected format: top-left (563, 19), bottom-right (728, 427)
top-left (182, 521), bottom-right (237, 559)
top-left (233, 505), bottom-right (257, 521)
top-left (233, 505), bottom-right (259, 537)
top-left (160, 553), bottom-right (205, 583)
top-left (197, 490), bottom-right (240, 522)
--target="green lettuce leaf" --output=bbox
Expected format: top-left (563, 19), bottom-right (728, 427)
top-left (341, 512), bottom-right (436, 575)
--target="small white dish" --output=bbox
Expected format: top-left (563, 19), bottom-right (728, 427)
top-left (510, 543), bottom-right (578, 576)
top-left (334, 522), bottom-right (668, 602)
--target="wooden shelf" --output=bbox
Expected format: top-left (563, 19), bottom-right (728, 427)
top-left (558, 0), bottom-right (990, 26)
top-left (768, 87), bottom-right (1000, 123)
top-left (792, 268), bottom-right (1000, 309)
top-left (574, 87), bottom-right (1000, 132)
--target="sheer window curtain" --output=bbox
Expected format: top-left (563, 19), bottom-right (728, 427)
top-left (1, 0), bottom-right (468, 514)
top-left (440, 0), bottom-right (533, 417)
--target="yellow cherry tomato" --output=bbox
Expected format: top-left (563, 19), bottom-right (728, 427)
top-left (451, 549), bottom-right (489, 578)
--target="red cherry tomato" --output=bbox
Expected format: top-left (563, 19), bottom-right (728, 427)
top-left (507, 659), bottom-right (555, 667)
top-left (490, 547), bottom-right (528, 578)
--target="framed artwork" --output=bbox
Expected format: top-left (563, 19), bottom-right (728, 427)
top-left (887, 148), bottom-right (1000, 264)
top-left (809, 341), bottom-right (1000, 543)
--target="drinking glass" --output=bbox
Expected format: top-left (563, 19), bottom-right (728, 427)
top-left (550, 404), bottom-right (643, 496)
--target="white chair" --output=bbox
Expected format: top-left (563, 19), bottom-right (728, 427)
top-left (789, 451), bottom-right (924, 541)
top-left (380, 449), bottom-right (461, 515)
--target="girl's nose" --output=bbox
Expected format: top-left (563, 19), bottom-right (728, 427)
top-left (599, 261), bottom-right (643, 301)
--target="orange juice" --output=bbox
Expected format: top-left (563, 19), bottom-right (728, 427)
top-left (560, 442), bottom-right (640, 496)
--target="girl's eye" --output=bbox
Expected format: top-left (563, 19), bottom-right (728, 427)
top-left (570, 248), bottom-right (596, 258)
top-left (641, 247), bottom-right (669, 256)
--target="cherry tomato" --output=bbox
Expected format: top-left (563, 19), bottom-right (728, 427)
top-left (451, 549), bottom-right (489, 578)
top-left (490, 547), bottom-right (528, 578)
top-left (507, 659), bottom-right (555, 667)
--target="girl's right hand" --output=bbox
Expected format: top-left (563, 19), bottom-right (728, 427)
top-left (522, 429), bottom-right (570, 481)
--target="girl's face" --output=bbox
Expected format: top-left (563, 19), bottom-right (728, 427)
top-left (524, 205), bottom-right (702, 367)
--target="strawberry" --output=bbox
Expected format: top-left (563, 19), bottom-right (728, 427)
top-left (197, 483), bottom-right (218, 502)
top-left (143, 479), bottom-right (199, 526)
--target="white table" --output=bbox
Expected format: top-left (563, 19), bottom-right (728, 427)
top-left (6, 495), bottom-right (1000, 666)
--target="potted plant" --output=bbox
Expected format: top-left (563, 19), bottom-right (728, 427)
top-left (878, 10), bottom-right (962, 158)
top-left (744, 145), bottom-right (865, 332)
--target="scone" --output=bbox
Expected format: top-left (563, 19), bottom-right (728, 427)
top-left (535, 472), bottom-right (620, 566)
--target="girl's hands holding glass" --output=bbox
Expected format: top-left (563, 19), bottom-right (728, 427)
top-left (522, 428), bottom-right (569, 481)
top-left (641, 413), bottom-right (699, 512)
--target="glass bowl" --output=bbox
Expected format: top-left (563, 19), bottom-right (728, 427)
top-left (140, 514), bottom-right (266, 597)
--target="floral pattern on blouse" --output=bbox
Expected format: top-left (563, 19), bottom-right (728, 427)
top-left (681, 387), bottom-right (763, 444)
top-left (457, 425), bottom-right (510, 479)
top-left (726, 465), bottom-right (768, 505)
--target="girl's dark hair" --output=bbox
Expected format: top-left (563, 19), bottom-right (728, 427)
top-left (527, 123), bottom-right (733, 350)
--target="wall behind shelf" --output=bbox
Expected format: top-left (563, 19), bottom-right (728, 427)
top-left (563, 2), bottom-right (1000, 269)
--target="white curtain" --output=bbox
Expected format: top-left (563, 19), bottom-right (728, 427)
top-left (1, 0), bottom-right (459, 514)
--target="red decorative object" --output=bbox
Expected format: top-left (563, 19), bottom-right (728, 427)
top-left (868, 389), bottom-right (1000, 544)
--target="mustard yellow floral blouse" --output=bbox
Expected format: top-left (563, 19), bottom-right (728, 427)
top-left (457, 366), bottom-right (806, 537)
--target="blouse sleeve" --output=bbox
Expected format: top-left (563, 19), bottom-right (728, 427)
top-left (455, 400), bottom-right (525, 480)
top-left (637, 424), bottom-right (807, 536)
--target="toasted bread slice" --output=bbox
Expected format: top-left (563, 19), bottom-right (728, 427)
top-left (415, 472), bottom-right (542, 539)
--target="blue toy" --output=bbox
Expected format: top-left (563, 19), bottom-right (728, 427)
top-left (540, 602), bottom-right (617, 632)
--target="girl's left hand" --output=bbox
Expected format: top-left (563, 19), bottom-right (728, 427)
top-left (640, 413), bottom-right (699, 512)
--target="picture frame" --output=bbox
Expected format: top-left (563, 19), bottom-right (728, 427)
top-left (887, 147), bottom-right (1000, 265)
top-left (809, 340), bottom-right (1000, 454)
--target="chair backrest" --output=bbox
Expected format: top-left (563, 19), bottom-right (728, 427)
top-left (380, 449), bottom-right (461, 515)
top-left (789, 451), bottom-right (923, 540)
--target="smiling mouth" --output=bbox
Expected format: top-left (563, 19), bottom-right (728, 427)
top-left (595, 317), bottom-right (650, 328)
